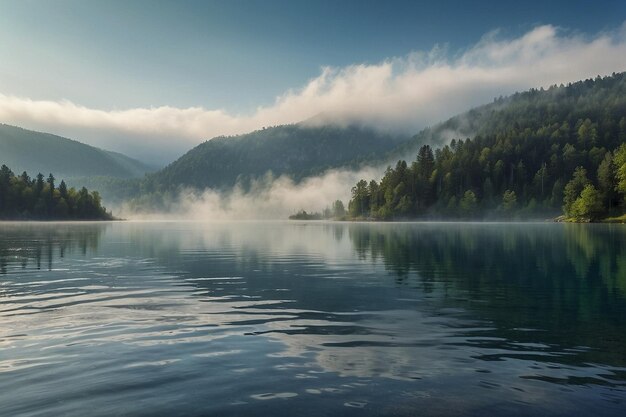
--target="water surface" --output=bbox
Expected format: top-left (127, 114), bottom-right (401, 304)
top-left (1, 221), bottom-right (625, 416)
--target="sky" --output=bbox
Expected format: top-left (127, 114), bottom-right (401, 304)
top-left (0, 0), bottom-right (625, 164)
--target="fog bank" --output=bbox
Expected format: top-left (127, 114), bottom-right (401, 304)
top-left (119, 166), bottom-right (383, 220)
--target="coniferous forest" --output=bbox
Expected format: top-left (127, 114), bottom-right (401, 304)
top-left (347, 73), bottom-right (626, 221)
top-left (0, 165), bottom-right (113, 220)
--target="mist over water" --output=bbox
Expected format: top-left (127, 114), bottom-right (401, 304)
top-left (119, 166), bottom-right (384, 220)
top-left (1, 221), bottom-right (625, 416)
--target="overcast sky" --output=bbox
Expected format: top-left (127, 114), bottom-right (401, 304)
top-left (1, 0), bottom-right (625, 164)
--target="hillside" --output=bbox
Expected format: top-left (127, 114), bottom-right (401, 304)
top-left (347, 72), bottom-right (626, 220)
top-left (388, 72), bottom-right (626, 161)
top-left (0, 124), bottom-right (154, 179)
top-left (147, 124), bottom-right (408, 191)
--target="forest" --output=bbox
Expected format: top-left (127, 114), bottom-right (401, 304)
top-left (148, 124), bottom-right (406, 190)
top-left (0, 165), bottom-right (113, 220)
top-left (346, 73), bottom-right (626, 221)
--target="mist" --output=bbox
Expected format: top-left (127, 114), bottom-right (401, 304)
top-left (118, 166), bottom-right (384, 221)
top-left (1, 24), bottom-right (625, 164)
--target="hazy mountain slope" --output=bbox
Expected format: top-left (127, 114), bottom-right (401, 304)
top-left (0, 124), bottom-right (154, 178)
top-left (148, 124), bottom-right (408, 190)
top-left (388, 72), bottom-right (626, 162)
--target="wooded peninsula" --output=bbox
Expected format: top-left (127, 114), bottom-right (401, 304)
top-left (0, 165), bottom-right (113, 220)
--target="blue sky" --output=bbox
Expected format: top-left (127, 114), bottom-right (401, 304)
top-left (0, 0), bottom-right (625, 163)
top-left (1, 0), bottom-right (624, 111)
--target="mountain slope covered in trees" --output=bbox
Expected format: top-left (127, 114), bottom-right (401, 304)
top-left (0, 124), bottom-right (154, 179)
top-left (387, 73), bottom-right (626, 162)
top-left (347, 72), bottom-right (626, 221)
top-left (147, 124), bottom-right (408, 191)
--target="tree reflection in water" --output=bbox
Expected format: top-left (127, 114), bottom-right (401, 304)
top-left (0, 222), bottom-right (106, 274)
top-left (348, 223), bottom-right (626, 369)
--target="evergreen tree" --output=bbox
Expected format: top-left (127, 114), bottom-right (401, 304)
top-left (0, 165), bottom-right (112, 220)
top-left (459, 190), bottom-right (478, 216)
top-left (563, 167), bottom-right (590, 217)
top-left (570, 185), bottom-right (604, 221)
top-left (502, 190), bottom-right (518, 212)
top-left (614, 144), bottom-right (626, 202)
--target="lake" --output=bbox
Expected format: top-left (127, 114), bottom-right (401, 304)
top-left (1, 221), bottom-right (625, 416)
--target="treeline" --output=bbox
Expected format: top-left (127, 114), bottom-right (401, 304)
top-left (289, 200), bottom-right (347, 220)
top-left (0, 165), bottom-right (113, 220)
top-left (347, 73), bottom-right (626, 221)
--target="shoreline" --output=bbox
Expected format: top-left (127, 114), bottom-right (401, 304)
top-left (288, 215), bottom-right (626, 224)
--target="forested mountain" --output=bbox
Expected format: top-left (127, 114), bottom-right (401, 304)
top-left (0, 124), bottom-right (154, 179)
top-left (347, 72), bottom-right (626, 221)
top-left (388, 73), bottom-right (626, 162)
top-left (148, 124), bottom-right (408, 191)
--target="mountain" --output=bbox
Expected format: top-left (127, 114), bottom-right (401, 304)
top-left (389, 72), bottom-right (626, 161)
top-left (0, 124), bottom-right (155, 179)
top-left (347, 72), bottom-right (626, 220)
top-left (147, 124), bottom-right (408, 191)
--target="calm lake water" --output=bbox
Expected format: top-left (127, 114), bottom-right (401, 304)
top-left (1, 221), bottom-right (625, 416)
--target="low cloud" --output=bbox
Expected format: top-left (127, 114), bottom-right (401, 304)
top-left (1, 24), bottom-right (626, 164)
top-left (118, 166), bottom-right (382, 220)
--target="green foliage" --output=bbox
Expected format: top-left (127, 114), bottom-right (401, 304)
top-left (288, 210), bottom-right (323, 220)
top-left (289, 199), bottom-right (348, 221)
top-left (615, 143), bottom-right (626, 198)
top-left (0, 165), bottom-right (113, 220)
top-left (563, 167), bottom-right (590, 216)
top-left (349, 179), bottom-right (370, 218)
top-left (459, 190), bottom-right (478, 215)
top-left (597, 152), bottom-right (616, 209)
top-left (569, 185), bottom-right (604, 221)
top-left (501, 190), bottom-right (517, 212)
top-left (345, 73), bottom-right (626, 220)
top-left (289, 200), bottom-right (347, 220)
top-left (391, 73), bottom-right (626, 163)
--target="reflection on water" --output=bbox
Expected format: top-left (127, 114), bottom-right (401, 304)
top-left (0, 222), bottom-right (105, 274)
top-left (0, 221), bottom-right (625, 416)
top-left (349, 223), bottom-right (626, 368)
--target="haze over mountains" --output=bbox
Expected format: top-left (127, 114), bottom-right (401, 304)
top-left (390, 73), bottom-right (626, 160)
top-left (150, 124), bottom-right (407, 191)
top-left (0, 124), bottom-right (155, 180)
top-left (145, 72), bottom-right (626, 189)
top-left (1, 72), bottom-right (625, 218)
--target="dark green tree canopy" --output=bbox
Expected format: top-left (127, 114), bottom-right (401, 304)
top-left (0, 165), bottom-right (113, 220)
top-left (345, 73), bottom-right (626, 220)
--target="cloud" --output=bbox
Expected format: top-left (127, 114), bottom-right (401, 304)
top-left (1, 24), bottom-right (625, 164)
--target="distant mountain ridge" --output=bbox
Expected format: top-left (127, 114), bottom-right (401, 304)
top-left (147, 123), bottom-right (409, 191)
top-left (388, 72), bottom-right (626, 162)
top-left (0, 123), bottom-right (155, 179)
